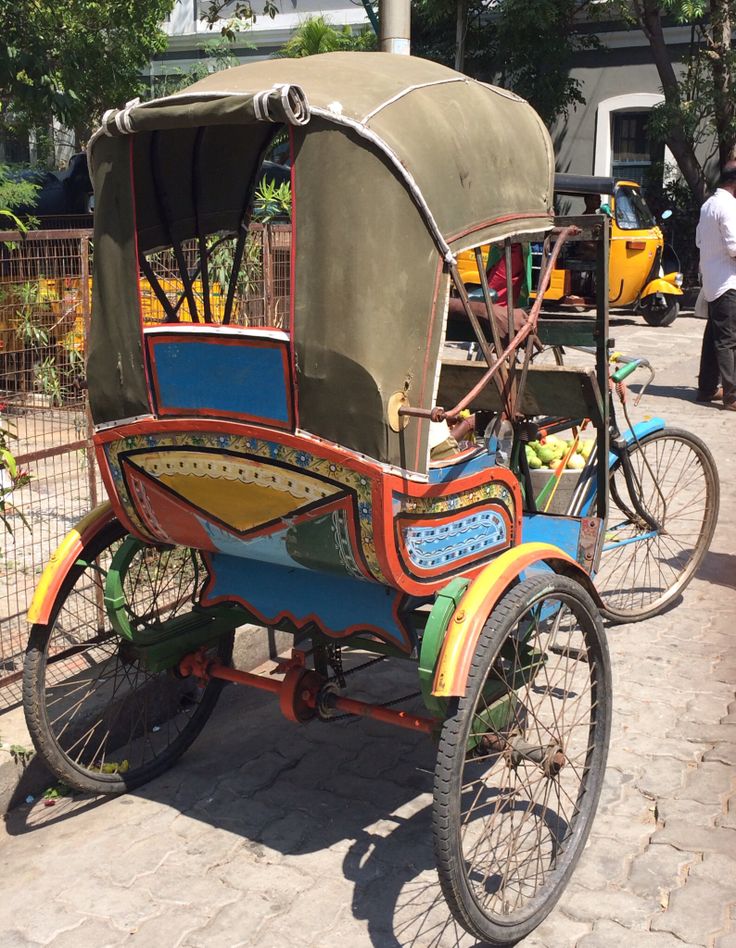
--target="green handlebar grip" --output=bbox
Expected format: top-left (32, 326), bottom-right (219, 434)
top-left (611, 359), bottom-right (642, 383)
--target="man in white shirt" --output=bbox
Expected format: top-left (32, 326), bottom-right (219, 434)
top-left (695, 161), bottom-right (736, 409)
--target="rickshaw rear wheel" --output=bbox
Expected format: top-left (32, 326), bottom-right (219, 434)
top-left (594, 427), bottom-right (719, 623)
top-left (24, 519), bottom-right (233, 795)
top-left (432, 574), bottom-right (611, 945)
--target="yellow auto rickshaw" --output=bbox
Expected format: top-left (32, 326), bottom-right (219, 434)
top-left (459, 174), bottom-right (683, 327)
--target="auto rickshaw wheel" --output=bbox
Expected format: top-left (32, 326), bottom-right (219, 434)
top-left (23, 519), bottom-right (233, 795)
top-left (594, 427), bottom-right (719, 623)
top-left (640, 295), bottom-right (679, 327)
top-left (432, 574), bottom-right (611, 945)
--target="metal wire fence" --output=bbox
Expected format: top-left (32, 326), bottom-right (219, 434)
top-left (0, 224), bottom-right (291, 711)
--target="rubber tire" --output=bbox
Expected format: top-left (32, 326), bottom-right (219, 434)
top-left (640, 296), bottom-right (679, 327)
top-left (433, 574), bottom-right (611, 945)
top-left (594, 428), bottom-right (719, 624)
top-left (24, 519), bottom-right (233, 795)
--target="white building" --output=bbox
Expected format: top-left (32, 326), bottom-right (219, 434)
top-left (150, 0), bottom-right (371, 83)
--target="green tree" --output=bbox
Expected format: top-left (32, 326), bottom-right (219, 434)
top-left (413, 0), bottom-right (598, 124)
top-left (277, 16), bottom-right (376, 58)
top-left (607, 0), bottom-right (736, 203)
top-left (0, 0), bottom-right (176, 147)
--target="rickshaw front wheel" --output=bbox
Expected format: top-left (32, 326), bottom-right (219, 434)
top-left (640, 295), bottom-right (679, 327)
top-left (432, 574), bottom-right (611, 945)
top-left (23, 519), bottom-right (233, 795)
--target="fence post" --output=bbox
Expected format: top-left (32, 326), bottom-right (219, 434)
top-left (80, 235), bottom-right (98, 511)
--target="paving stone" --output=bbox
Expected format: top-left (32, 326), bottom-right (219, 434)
top-left (715, 934), bottom-right (736, 948)
top-left (626, 843), bottom-right (696, 902)
top-left (48, 917), bottom-right (126, 947)
top-left (634, 756), bottom-right (688, 797)
top-left (687, 852), bottom-right (736, 886)
top-left (652, 822), bottom-right (736, 856)
top-left (524, 911), bottom-right (592, 946)
top-left (557, 885), bottom-right (656, 927)
top-left (650, 876), bottom-right (732, 944)
top-left (577, 919), bottom-right (702, 947)
top-left (0, 932), bottom-right (42, 948)
top-left (704, 743), bottom-right (736, 765)
top-left (675, 762), bottom-right (736, 806)
top-left (657, 797), bottom-right (718, 829)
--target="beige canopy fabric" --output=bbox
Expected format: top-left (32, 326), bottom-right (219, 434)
top-left (88, 53), bottom-right (554, 473)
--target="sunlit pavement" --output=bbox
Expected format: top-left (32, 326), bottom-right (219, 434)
top-left (0, 308), bottom-right (734, 948)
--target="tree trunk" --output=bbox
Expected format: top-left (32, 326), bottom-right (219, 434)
top-left (636, 0), bottom-right (708, 203)
top-left (708, 0), bottom-right (735, 167)
top-left (455, 0), bottom-right (467, 72)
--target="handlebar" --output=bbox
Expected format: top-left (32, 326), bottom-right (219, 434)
top-left (609, 352), bottom-right (654, 404)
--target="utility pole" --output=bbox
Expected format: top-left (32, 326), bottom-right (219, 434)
top-left (379, 0), bottom-right (411, 55)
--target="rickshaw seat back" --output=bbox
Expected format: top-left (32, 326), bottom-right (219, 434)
top-left (144, 325), bottom-right (293, 429)
top-left (437, 360), bottom-right (605, 427)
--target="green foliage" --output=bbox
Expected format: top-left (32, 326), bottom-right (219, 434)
top-left (412, 0), bottom-right (596, 124)
top-left (253, 176), bottom-right (291, 222)
top-left (0, 1), bottom-right (177, 139)
top-left (152, 38), bottom-right (243, 99)
top-left (277, 17), bottom-right (376, 58)
top-left (201, 0), bottom-right (278, 40)
top-left (8, 744), bottom-right (35, 766)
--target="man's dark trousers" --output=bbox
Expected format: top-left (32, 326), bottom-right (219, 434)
top-left (698, 288), bottom-right (736, 403)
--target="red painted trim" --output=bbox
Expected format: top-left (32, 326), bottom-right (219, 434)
top-left (375, 465), bottom-right (524, 596)
top-left (288, 127), bottom-right (300, 429)
top-left (446, 212), bottom-right (555, 245)
top-left (145, 331), bottom-right (294, 430)
top-left (95, 444), bottom-right (158, 543)
top-left (130, 138), bottom-right (153, 414)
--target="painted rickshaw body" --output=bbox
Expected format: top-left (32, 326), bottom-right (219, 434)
top-left (74, 53), bottom-right (588, 658)
top-left (25, 54), bottom-right (621, 946)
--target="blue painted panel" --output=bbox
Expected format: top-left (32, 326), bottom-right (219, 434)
top-left (204, 555), bottom-right (411, 649)
top-left (404, 510), bottom-right (507, 570)
top-left (428, 450), bottom-right (498, 484)
top-left (152, 338), bottom-right (289, 423)
top-left (522, 513), bottom-right (581, 562)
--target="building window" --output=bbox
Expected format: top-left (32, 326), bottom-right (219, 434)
top-left (594, 94), bottom-right (674, 193)
top-left (611, 111), bottom-right (663, 190)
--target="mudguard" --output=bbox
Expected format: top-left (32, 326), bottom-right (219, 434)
top-left (27, 502), bottom-right (117, 625)
top-left (430, 542), bottom-right (600, 699)
top-left (640, 277), bottom-right (683, 299)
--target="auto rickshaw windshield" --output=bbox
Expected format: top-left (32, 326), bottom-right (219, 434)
top-left (614, 184), bottom-right (656, 230)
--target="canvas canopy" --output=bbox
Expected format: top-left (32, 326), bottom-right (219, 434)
top-left (87, 52), bottom-right (554, 472)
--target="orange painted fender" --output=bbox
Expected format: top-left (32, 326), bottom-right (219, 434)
top-left (27, 502), bottom-right (117, 625)
top-left (432, 542), bottom-right (600, 698)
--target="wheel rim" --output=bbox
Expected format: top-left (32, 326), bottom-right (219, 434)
top-left (456, 588), bottom-right (607, 927)
top-left (36, 531), bottom-right (222, 783)
top-left (595, 432), bottom-right (717, 619)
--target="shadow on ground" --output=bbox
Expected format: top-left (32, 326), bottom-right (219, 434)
top-left (4, 661), bottom-right (486, 948)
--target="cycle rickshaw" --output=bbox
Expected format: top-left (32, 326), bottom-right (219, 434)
top-left (22, 53), bottom-right (717, 945)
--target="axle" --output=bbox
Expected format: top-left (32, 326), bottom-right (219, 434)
top-left (178, 649), bottom-right (437, 735)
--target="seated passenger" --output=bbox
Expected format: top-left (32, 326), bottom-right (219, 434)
top-left (447, 242), bottom-right (529, 346)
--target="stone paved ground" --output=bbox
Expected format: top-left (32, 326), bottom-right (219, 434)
top-left (0, 309), bottom-right (734, 948)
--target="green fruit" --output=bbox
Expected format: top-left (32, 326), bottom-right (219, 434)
top-left (537, 445), bottom-right (556, 464)
top-left (578, 440), bottom-right (594, 459)
top-left (567, 453), bottom-right (585, 470)
top-left (526, 449), bottom-right (543, 469)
